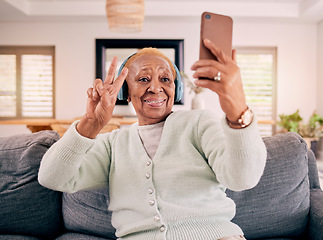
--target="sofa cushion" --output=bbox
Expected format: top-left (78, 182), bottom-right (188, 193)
top-left (62, 189), bottom-right (116, 239)
top-left (0, 130), bottom-right (62, 239)
top-left (226, 132), bottom-right (310, 239)
top-left (56, 232), bottom-right (114, 240)
top-left (258, 239), bottom-right (296, 240)
top-left (0, 236), bottom-right (41, 240)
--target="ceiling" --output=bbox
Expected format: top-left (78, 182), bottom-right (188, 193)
top-left (0, 0), bottom-right (323, 24)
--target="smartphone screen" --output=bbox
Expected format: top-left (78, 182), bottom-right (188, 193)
top-left (199, 12), bottom-right (233, 61)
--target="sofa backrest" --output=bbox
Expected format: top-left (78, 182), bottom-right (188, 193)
top-left (0, 130), bottom-right (62, 239)
top-left (226, 132), bottom-right (311, 239)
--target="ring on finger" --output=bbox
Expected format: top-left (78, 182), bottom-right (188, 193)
top-left (214, 71), bottom-right (221, 82)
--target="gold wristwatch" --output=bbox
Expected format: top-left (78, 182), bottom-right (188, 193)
top-left (226, 106), bottom-right (253, 128)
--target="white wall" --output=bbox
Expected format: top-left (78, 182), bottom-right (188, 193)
top-left (0, 17), bottom-right (318, 136)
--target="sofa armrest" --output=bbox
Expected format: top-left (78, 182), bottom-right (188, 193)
top-left (307, 149), bottom-right (320, 189)
top-left (308, 188), bottom-right (323, 240)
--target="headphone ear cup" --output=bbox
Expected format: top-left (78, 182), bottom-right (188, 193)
top-left (117, 65), bottom-right (126, 101)
top-left (173, 63), bottom-right (184, 102)
top-left (117, 81), bottom-right (128, 101)
top-left (117, 54), bottom-right (134, 101)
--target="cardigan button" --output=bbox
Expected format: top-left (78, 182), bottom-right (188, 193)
top-left (146, 161), bottom-right (152, 166)
top-left (145, 173), bottom-right (151, 179)
top-left (154, 215), bottom-right (160, 222)
top-left (148, 189), bottom-right (154, 194)
top-left (160, 225), bottom-right (166, 232)
top-left (149, 200), bottom-right (155, 206)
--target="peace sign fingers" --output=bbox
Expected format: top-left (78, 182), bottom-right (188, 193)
top-left (104, 56), bottom-right (118, 85)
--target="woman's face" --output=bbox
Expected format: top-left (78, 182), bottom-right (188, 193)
top-left (126, 55), bottom-right (176, 125)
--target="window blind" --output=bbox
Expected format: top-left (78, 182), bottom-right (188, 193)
top-left (236, 47), bottom-right (276, 136)
top-left (0, 55), bottom-right (16, 117)
top-left (0, 47), bottom-right (55, 119)
top-left (21, 54), bottom-right (53, 117)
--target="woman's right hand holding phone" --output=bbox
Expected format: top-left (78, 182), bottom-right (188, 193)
top-left (191, 39), bottom-right (248, 126)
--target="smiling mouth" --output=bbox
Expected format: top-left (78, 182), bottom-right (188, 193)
top-left (144, 99), bottom-right (166, 104)
top-left (143, 99), bottom-right (166, 107)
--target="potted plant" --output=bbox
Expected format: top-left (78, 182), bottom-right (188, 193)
top-left (278, 110), bottom-right (323, 155)
top-left (181, 72), bottom-right (205, 110)
top-left (278, 110), bottom-right (303, 133)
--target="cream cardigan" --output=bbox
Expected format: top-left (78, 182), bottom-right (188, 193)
top-left (38, 110), bottom-right (267, 240)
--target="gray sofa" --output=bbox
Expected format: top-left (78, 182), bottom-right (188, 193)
top-left (0, 130), bottom-right (322, 240)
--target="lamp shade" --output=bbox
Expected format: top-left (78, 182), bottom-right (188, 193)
top-left (106, 0), bottom-right (145, 33)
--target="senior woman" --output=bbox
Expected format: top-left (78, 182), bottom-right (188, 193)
top-left (38, 39), bottom-right (266, 240)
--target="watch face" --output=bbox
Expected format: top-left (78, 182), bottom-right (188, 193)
top-left (242, 109), bottom-right (253, 125)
